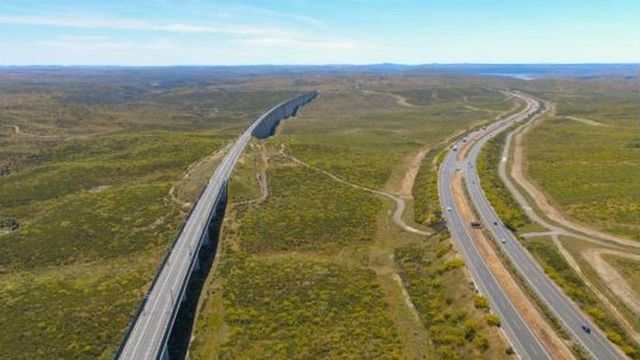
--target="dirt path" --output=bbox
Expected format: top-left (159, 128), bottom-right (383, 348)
top-left (360, 89), bottom-right (418, 108)
top-left (6, 124), bottom-right (60, 141)
top-left (285, 150), bottom-right (430, 236)
top-left (282, 143), bottom-right (433, 358)
top-left (462, 96), bottom-right (498, 113)
top-left (170, 142), bottom-right (232, 208)
top-left (582, 248), bottom-right (640, 314)
top-left (398, 146), bottom-right (430, 198)
top-left (509, 107), bottom-right (638, 249)
top-left (451, 174), bottom-right (574, 360)
top-left (561, 116), bottom-right (608, 127)
top-left (231, 144), bottom-right (270, 206)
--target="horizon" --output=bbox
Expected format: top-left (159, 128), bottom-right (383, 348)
top-left (1, 62), bottom-right (638, 68)
top-left (1, 0), bottom-right (638, 65)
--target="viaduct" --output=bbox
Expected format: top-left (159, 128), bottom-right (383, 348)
top-left (116, 91), bottom-right (317, 360)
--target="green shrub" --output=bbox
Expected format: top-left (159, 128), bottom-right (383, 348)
top-left (474, 295), bottom-right (490, 310)
top-left (476, 130), bottom-right (530, 231)
top-left (485, 314), bottom-right (501, 327)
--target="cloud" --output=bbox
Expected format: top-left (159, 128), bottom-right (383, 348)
top-left (236, 36), bottom-right (388, 52)
top-left (221, 5), bottom-right (326, 28)
top-left (0, 14), bottom-right (288, 36)
top-left (237, 37), bottom-right (353, 50)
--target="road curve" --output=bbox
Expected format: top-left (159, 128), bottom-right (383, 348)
top-left (439, 93), bottom-right (553, 360)
top-left (116, 91), bottom-right (316, 360)
top-left (441, 90), bottom-right (626, 360)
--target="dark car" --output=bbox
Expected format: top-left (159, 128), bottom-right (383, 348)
top-left (581, 325), bottom-right (591, 334)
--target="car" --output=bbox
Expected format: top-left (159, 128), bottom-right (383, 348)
top-left (500, 238), bottom-right (506, 244)
top-left (493, 221), bottom-right (498, 226)
top-left (447, 207), bottom-right (452, 212)
top-left (581, 325), bottom-right (592, 334)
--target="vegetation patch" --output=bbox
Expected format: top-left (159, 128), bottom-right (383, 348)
top-left (477, 128), bottom-right (530, 231)
top-left (0, 254), bottom-right (158, 360)
top-left (0, 131), bottom-right (224, 358)
top-left (395, 234), bottom-right (511, 359)
top-left (238, 163), bottom-right (381, 253)
top-left (215, 256), bottom-right (404, 359)
top-left (287, 140), bottom-right (403, 190)
top-left (413, 146), bottom-right (445, 225)
top-left (521, 81), bottom-right (639, 240)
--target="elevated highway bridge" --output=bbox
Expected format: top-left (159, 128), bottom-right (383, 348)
top-left (116, 91), bottom-right (317, 360)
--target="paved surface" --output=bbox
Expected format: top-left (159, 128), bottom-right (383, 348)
top-left (439, 90), bottom-right (626, 360)
top-left (118, 92), bottom-right (315, 360)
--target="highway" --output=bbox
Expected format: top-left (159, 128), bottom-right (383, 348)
top-left (117, 92), bottom-right (316, 360)
top-left (439, 91), bottom-right (626, 360)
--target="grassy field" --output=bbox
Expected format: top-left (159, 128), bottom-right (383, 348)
top-left (519, 78), bottom-right (639, 240)
top-left (190, 153), bottom-right (405, 358)
top-left (0, 132), bottom-right (224, 359)
top-left (190, 75), bottom-right (517, 358)
top-left (0, 69), bottom-right (291, 358)
top-left (238, 163), bottom-right (381, 253)
top-left (217, 257), bottom-right (405, 359)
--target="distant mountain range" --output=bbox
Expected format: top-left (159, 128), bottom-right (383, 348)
top-left (1, 63), bottom-right (637, 81)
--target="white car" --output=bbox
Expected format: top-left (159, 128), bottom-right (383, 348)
top-left (447, 207), bottom-right (452, 212)
top-left (501, 238), bottom-right (507, 244)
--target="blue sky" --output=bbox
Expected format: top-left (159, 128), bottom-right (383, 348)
top-left (0, 0), bottom-right (637, 65)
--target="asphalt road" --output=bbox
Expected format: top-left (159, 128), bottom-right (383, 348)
top-left (118, 93), bottom-right (315, 360)
top-left (440, 91), bottom-right (626, 360)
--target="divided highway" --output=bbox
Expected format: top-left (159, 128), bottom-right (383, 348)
top-left (439, 91), bottom-right (626, 360)
top-left (117, 91), bottom-right (316, 360)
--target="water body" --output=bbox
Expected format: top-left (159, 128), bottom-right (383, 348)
top-left (482, 73), bottom-right (535, 80)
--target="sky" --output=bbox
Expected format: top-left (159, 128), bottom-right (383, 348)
top-left (0, 0), bottom-right (638, 65)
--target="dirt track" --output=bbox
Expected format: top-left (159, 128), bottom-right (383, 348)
top-left (510, 110), bottom-right (638, 249)
top-left (360, 89), bottom-right (418, 108)
top-left (398, 146), bottom-right (430, 198)
top-left (285, 149), bottom-right (430, 236)
top-left (582, 248), bottom-right (640, 314)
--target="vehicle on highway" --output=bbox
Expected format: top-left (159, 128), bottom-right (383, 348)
top-left (501, 238), bottom-right (506, 244)
top-left (453, 146), bottom-right (458, 151)
top-left (493, 221), bottom-right (498, 226)
top-left (582, 325), bottom-right (592, 334)
top-left (470, 221), bottom-right (483, 229)
top-left (447, 207), bottom-right (452, 212)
